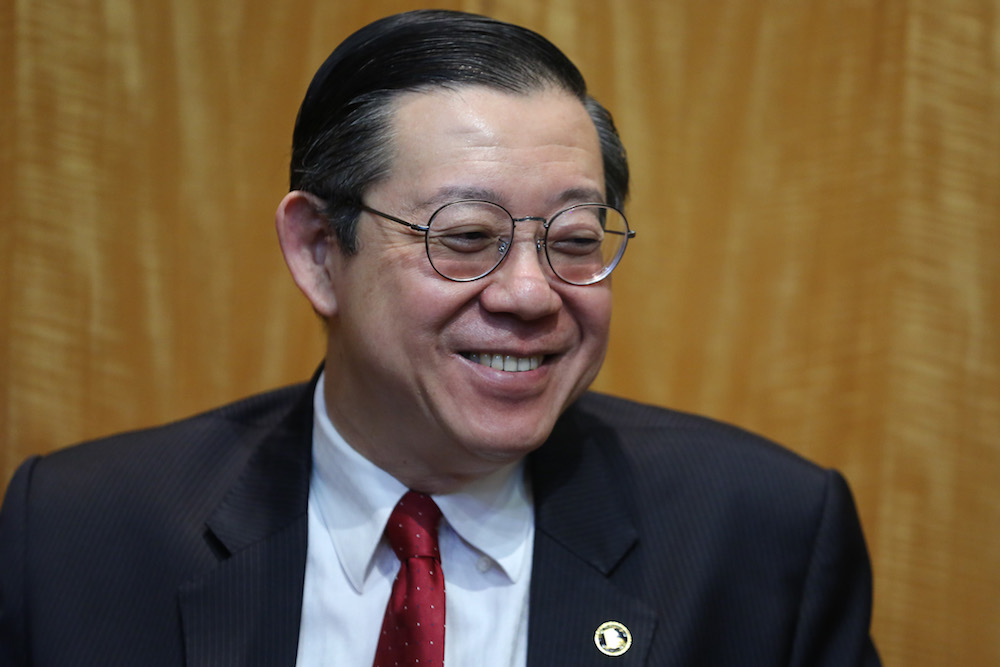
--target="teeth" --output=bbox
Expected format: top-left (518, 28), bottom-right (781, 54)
top-left (466, 353), bottom-right (542, 372)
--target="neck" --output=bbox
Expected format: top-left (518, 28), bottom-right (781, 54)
top-left (338, 427), bottom-right (523, 495)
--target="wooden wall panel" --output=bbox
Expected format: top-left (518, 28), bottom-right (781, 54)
top-left (3, 1), bottom-right (998, 664)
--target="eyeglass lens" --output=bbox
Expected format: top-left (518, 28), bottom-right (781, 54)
top-left (425, 201), bottom-right (630, 285)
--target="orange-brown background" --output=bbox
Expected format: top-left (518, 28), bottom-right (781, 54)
top-left (2, 1), bottom-right (997, 664)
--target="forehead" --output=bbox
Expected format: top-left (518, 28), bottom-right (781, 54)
top-left (379, 86), bottom-right (605, 209)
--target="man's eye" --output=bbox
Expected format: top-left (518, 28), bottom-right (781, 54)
top-left (431, 227), bottom-right (498, 253)
top-left (548, 222), bottom-right (604, 256)
top-left (550, 236), bottom-right (601, 255)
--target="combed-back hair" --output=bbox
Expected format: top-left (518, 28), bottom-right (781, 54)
top-left (290, 9), bottom-right (629, 253)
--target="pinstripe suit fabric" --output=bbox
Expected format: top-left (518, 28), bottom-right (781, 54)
top-left (0, 378), bottom-right (879, 666)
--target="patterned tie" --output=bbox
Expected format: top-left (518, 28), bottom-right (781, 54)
top-left (373, 491), bottom-right (446, 667)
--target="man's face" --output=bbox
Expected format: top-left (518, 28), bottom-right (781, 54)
top-left (323, 86), bottom-right (613, 489)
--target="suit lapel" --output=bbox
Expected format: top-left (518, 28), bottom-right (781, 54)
top-left (527, 404), bottom-right (657, 666)
top-left (174, 380), bottom-right (659, 665)
top-left (178, 378), bottom-right (315, 667)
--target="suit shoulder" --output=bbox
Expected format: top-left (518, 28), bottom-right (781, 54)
top-left (560, 393), bottom-right (848, 557)
top-left (49, 382), bottom-right (309, 459)
top-left (569, 391), bottom-right (828, 485)
top-left (13, 381), bottom-right (312, 511)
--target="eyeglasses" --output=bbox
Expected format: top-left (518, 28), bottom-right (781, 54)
top-left (358, 200), bottom-right (635, 286)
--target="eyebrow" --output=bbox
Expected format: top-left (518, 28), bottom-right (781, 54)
top-left (419, 185), bottom-right (504, 209)
top-left (418, 185), bottom-right (607, 213)
top-left (553, 187), bottom-right (607, 207)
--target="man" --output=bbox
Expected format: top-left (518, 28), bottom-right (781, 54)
top-left (0, 10), bottom-right (880, 666)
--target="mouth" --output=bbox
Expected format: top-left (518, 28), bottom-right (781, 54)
top-left (461, 352), bottom-right (545, 372)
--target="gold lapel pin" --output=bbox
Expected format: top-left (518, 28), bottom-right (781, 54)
top-left (594, 620), bottom-right (632, 657)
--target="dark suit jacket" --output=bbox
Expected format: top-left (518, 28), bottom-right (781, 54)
top-left (0, 377), bottom-right (880, 666)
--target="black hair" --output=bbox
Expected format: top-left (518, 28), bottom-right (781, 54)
top-left (290, 9), bottom-right (629, 253)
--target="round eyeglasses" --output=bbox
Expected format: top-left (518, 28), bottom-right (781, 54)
top-left (358, 200), bottom-right (635, 286)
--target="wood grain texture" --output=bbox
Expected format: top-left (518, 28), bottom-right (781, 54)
top-left (2, 1), bottom-right (997, 664)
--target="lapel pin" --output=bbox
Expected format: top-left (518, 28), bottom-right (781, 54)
top-left (594, 620), bottom-right (632, 657)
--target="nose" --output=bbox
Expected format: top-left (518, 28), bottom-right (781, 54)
top-left (478, 231), bottom-right (562, 320)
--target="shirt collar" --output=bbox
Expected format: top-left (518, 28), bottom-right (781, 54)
top-left (310, 371), bottom-right (533, 593)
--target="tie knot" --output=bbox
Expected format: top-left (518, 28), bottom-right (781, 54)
top-left (386, 491), bottom-right (442, 560)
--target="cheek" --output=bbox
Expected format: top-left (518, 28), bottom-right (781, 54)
top-left (568, 288), bottom-right (614, 345)
top-left (340, 241), bottom-right (436, 312)
top-left (358, 274), bottom-right (482, 348)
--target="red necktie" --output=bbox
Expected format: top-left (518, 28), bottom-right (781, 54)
top-left (373, 491), bottom-right (446, 667)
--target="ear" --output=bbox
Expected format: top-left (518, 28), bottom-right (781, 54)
top-left (275, 190), bottom-right (341, 317)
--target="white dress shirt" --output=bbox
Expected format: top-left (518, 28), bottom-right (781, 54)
top-left (296, 373), bottom-right (534, 666)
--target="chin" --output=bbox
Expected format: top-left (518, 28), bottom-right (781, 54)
top-left (458, 420), bottom-right (555, 461)
top-left (440, 388), bottom-right (583, 459)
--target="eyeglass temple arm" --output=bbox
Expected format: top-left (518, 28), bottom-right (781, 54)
top-left (358, 204), bottom-right (430, 233)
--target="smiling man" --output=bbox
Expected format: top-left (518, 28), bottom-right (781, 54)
top-left (0, 10), bottom-right (880, 667)
top-left (280, 85), bottom-right (615, 493)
